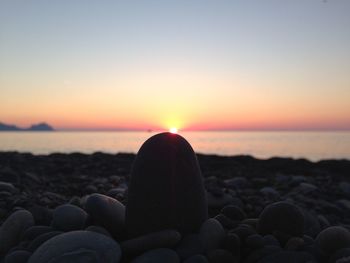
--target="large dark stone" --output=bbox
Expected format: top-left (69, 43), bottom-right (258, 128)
top-left (51, 204), bottom-right (87, 232)
top-left (0, 210), bottom-right (34, 256)
top-left (85, 193), bottom-right (125, 238)
top-left (27, 230), bottom-right (121, 263)
top-left (257, 202), bottom-right (304, 245)
top-left (315, 226), bottom-right (350, 255)
top-left (126, 132), bottom-right (208, 237)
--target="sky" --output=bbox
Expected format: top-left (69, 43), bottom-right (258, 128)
top-left (1, 0), bottom-right (350, 131)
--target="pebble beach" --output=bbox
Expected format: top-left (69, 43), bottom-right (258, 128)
top-left (1, 133), bottom-right (350, 263)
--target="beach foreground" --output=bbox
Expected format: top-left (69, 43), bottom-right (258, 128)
top-left (1, 150), bottom-right (350, 262)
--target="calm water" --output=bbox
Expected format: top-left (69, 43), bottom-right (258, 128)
top-left (0, 131), bottom-right (350, 161)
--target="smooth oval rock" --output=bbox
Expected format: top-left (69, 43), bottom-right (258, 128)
top-left (131, 248), bottom-right (180, 263)
top-left (85, 193), bottom-right (125, 238)
top-left (121, 229), bottom-right (181, 255)
top-left (257, 202), bottom-right (304, 244)
top-left (315, 226), bottom-right (350, 255)
top-left (0, 210), bottom-right (34, 256)
top-left (27, 230), bottom-right (121, 263)
top-left (126, 132), bottom-right (208, 237)
top-left (199, 218), bottom-right (225, 251)
top-left (52, 204), bottom-right (87, 231)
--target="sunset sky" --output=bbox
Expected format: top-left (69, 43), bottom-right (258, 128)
top-left (1, 0), bottom-right (350, 131)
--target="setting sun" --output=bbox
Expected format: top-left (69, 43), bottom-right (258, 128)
top-left (169, 127), bottom-right (178, 134)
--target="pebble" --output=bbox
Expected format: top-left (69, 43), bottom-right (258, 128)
top-left (315, 226), bottom-right (350, 255)
top-left (121, 229), bottom-right (181, 255)
top-left (131, 248), bottom-right (180, 263)
top-left (126, 133), bottom-right (207, 238)
top-left (0, 210), bottom-right (34, 256)
top-left (27, 230), bottom-right (121, 263)
top-left (51, 204), bottom-right (87, 231)
top-left (258, 202), bottom-right (304, 244)
top-left (85, 193), bottom-right (125, 238)
top-left (199, 218), bottom-right (225, 251)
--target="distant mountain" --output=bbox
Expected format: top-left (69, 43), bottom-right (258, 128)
top-left (0, 122), bottom-right (54, 131)
top-left (0, 122), bottom-right (20, 131)
top-left (27, 122), bottom-right (54, 131)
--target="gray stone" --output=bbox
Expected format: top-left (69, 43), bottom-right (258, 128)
top-left (315, 226), bottom-right (350, 255)
top-left (0, 210), bottom-right (34, 256)
top-left (131, 248), bottom-right (179, 263)
top-left (121, 229), bottom-right (181, 255)
top-left (52, 204), bottom-right (87, 231)
top-left (85, 193), bottom-right (125, 238)
top-left (257, 202), bottom-right (304, 245)
top-left (28, 230), bottom-right (121, 263)
top-left (199, 218), bottom-right (225, 251)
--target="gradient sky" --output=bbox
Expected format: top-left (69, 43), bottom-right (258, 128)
top-left (1, 0), bottom-right (350, 131)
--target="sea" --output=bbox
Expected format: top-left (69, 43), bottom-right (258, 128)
top-left (0, 131), bottom-right (350, 161)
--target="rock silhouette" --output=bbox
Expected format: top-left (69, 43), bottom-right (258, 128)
top-left (126, 132), bottom-right (208, 238)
